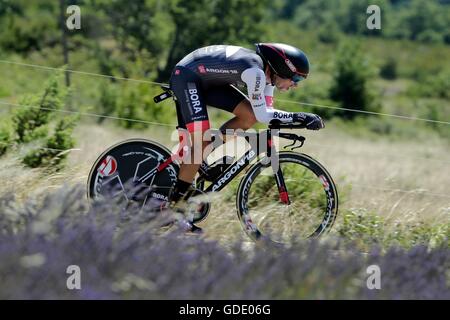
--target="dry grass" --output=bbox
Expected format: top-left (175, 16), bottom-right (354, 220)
top-left (297, 127), bottom-right (450, 226)
top-left (0, 120), bottom-right (448, 247)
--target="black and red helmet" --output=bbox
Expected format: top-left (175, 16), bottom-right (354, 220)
top-left (255, 43), bottom-right (309, 80)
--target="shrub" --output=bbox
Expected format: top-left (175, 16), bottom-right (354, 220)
top-left (317, 21), bottom-right (341, 44)
top-left (22, 116), bottom-right (77, 170)
top-left (0, 124), bottom-right (12, 156)
top-left (97, 82), bottom-right (118, 124)
top-left (12, 74), bottom-right (66, 143)
top-left (116, 89), bottom-right (147, 130)
top-left (0, 13), bottom-right (59, 54)
top-left (416, 30), bottom-right (444, 44)
top-left (379, 57), bottom-right (397, 80)
top-left (116, 84), bottom-right (176, 129)
top-left (409, 69), bottom-right (450, 99)
top-left (329, 41), bottom-right (380, 119)
top-left (420, 102), bottom-right (450, 140)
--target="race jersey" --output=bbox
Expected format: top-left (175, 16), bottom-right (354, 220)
top-left (176, 45), bottom-right (296, 124)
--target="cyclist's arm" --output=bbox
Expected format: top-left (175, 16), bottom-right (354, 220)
top-left (241, 67), bottom-right (295, 124)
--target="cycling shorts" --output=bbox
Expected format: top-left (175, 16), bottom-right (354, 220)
top-left (169, 66), bottom-right (247, 132)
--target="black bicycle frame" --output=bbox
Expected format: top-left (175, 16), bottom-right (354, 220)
top-left (203, 128), bottom-right (305, 207)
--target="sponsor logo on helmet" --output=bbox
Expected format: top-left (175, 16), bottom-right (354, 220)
top-left (285, 59), bottom-right (297, 73)
top-left (98, 155), bottom-right (117, 176)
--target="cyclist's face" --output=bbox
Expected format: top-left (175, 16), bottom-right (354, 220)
top-left (274, 75), bottom-right (298, 92)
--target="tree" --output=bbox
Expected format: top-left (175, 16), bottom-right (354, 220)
top-left (0, 1), bottom-right (59, 53)
top-left (329, 42), bottom-right (380, 119)
top-left (94, 0), bottom-right (171, 77)
top-left (12, 74), bottom-right (66, 143)
top-left (158, 0), bottom-right (270, 81)
top-left (23, 116), bottom-right (78, 170)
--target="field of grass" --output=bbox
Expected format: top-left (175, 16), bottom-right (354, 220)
top-left (1, 119), bottom-right (448, 250)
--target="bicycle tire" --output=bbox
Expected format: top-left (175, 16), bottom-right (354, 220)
top-left (87, 138), bottom-right (178, 205)
top-left (236, 151), bottom-right (338, 243)
top-left (87, 139), bottom-right (210, 223)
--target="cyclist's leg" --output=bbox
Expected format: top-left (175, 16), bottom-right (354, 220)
top-left (204, 85), bottom-right (257, 138)
top-left (222, 99), bottom-right (257, 132)
top-left (169, 67), bottom-right (211, 202)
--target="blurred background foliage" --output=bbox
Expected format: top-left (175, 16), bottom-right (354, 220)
top-left (0, 0), bottom-right (448, 135)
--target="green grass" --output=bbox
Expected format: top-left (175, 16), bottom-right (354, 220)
top-left (335, 208), bottom-right (449, 251)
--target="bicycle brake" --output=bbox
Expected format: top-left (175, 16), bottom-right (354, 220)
top-left (291, 137), bottom-right (305, 150)
top-left (283, 136), bottom-right (305, 150)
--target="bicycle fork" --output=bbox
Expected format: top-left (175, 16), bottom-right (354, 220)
top-left (267, 136), bottom-right (291, 205)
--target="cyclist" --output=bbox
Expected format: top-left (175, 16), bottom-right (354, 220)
top-left (167, 43), bottom-right (325, 233)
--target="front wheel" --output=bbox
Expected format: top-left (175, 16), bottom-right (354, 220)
top-left (236, 152), bottom-right (338, 244)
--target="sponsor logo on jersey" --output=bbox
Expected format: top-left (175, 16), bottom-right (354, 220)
top-left (255, 74), bottom-right (261, 91)
top-left (274, 111), bottom-right (293, 119)
top-left (98, 155), bottom-right (117, 176)
top-left (174, 69), bottom-right (181, 75)
top-left (198, 65), bottom-right (206, 74)
top-left (200, 161), bottom-right (209, 173)
top-left (187, 83), bottom-right (202, 113)
top-left (151, 192), bottom-right (168, 201)
top-left (252, 93), bottom-right (262, 100)
top-left (191, 115), bottom-right (206, 121)
top-left (285, 59), bottom-right (297, 73)
top-left (205, 68), bottom-right (238, 74)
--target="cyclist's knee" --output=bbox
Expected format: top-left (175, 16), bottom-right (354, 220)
top-left (239, 114), bottom-right (257, 129)
top-left (246, 114), bottom-right (258, 128)
top-left (234, 101), bottom-right (257, 129)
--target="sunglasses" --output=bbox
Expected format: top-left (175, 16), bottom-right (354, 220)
top-left (291, 74), bottom-right (307, 83)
